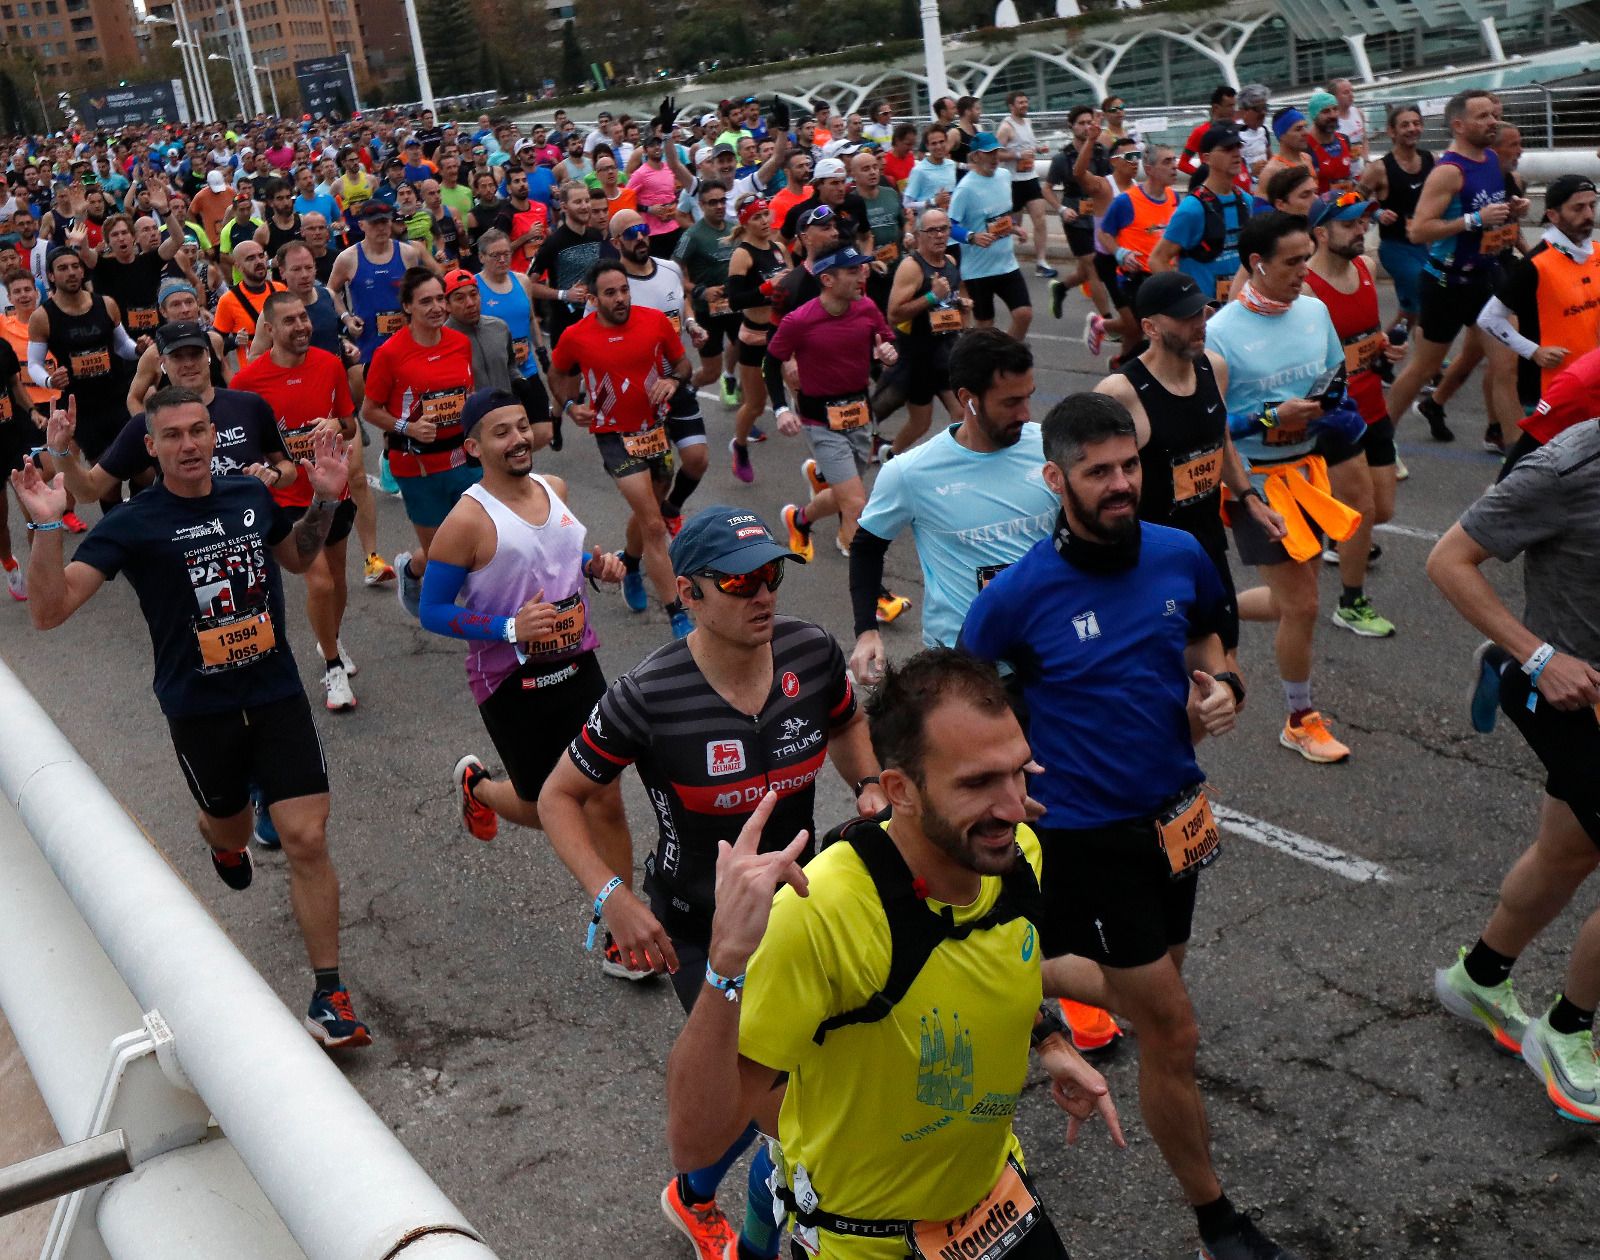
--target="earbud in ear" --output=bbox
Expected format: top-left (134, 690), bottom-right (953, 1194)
top-left (1255, 261), bottom-right (1266, 274)
top-left (966, 399), bottom-right (977, 414)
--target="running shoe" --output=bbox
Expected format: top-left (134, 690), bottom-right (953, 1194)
top-left (660, 1175), bottom-right (737, 1260)
top-left (803, 457), bottom-right (827, 496)
top-left (1060, 999), bottom-right (1123, 1056)
top-left (211, 846), bottom-right (253, 891)
top-left (1049, 278), bottom-right (1065, 319)
top-left (1330, 596), bottom-right (1395, 638)
top-left (251, 787), bottom-right (280, 850)
top-left (1482, 423), bottom-right (1505, 454)
top-left (602, 931), bottom-right (658, 981)
top-left (670, 607), bottom-right (694, 639)
top-left (61, 510), bottom-right (88, 534)
top-left (621, 560), bottom-right (648, 612)
top-left (322, 663), bottom-right (357, 712)
top-left (1521, 1011), bottom-right (1600, 1123)
top-left (876, 590), bottom-right (911, 624)
top-left (782, 503), bottom-right (814, 563)
top-left (1415, 395), bottom-right (1453, 442)
top-left (363, 552), bottom-right (396, 586)
top-left (836, 536), bottom-right (851, 559)
top-left (1394, 455), bottom-right (1409, 481)
top-left (378, 455), bottom-right (401, 494)
top-left (748, 424), bottom-right (770, 443)
top-left (394, 552), bottom-right (422, 618)
top-left (453, 754), bottom-right (499, 842)
top-left (1035, 262), bottom-right (1058, 278)
top-left (337, 640), bottom-right (358, 676)
top-left (4, 558), bottom-right (25, 601)
top-left (1279, 711), bottom-right (1350, 763)
top-left (729, 438), bottom-right (754, 484)
top-left (1469, 640), bottom-right (1509, 734)
top-left (1199, 1209), bottom-right (1299, 1259)
top-left (1320, 542), bottom-right (1382, 566)
top-left (1083, 311), bottom-right (1106, 357)
top-left (305, 986), bottom-right (372, 1050)
top-left (719, 376), bottom-right (740, 406)
top-left (1435, 947), bottom-right (1530, 1054)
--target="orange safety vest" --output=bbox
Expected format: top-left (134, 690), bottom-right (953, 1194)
top-left (1529, 245), bottom-right (1600, 393)
top-left (1115, 185), bottom-right (1175, 271)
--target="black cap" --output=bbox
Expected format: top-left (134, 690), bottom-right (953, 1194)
top-left (1546, 174), bottom-right (1597, 213)
top-left (1198, 124), bottom-right (1242, 153)
top-left (669, 505), bottom-right (805, 576)
top-left (155, 320), bottom-right (210, 353)
top-left (461, 387), bottom-right (521, 438)
top-left (1135, 270), bottom-right (1209, 320)
top-left (360, 199), bottom-right (397, 220)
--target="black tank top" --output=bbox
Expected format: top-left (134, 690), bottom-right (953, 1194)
top-left (264, 215), bottom-right (303, 270)
top-left (732, 241), bottom-right (787, 327)
top-left (1378, 149), bottom-right (1434, 242)
top-left (1123, 354), bottom-right (1228, 552)
top-left (44, 294), bottom-right (124, 409)
top-left (904, 252), bottom-right (962, 339)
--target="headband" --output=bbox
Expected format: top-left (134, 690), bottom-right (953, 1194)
top-left (1273, 109), bottom-right (1307, 139)
top-left (737, 196), bottom-right (770, 226)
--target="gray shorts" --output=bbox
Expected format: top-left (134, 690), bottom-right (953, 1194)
top-left (1230, 492), bottom-right (1322, 567)
top-left (803, 422), bottom-right (872, 485)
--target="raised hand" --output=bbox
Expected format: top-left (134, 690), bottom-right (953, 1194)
top-left (707, 790), bottom-right (809, 975)
top-left (303, 426), bottom-right (349, 500)
top-left (9, 462), bottom-right (67, 523)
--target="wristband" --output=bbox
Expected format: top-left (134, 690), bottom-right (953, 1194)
top-left (1238, 487), bottom-right (1264, 504)
top-left (26, 519), bottom-right (63, 532)
top-left (501, 616), bottom-right (517, 644)
top-left (1522, 642), bottom-right (1555, 680)
top-left (925, 290), bottom-right (938, 306)
top-left (1467, 211), bottom-right (1482, 231)
top-left (394, 417), bottom-right (410, 436)
top-left (584, 876), bottom-right (623, 951)
top-left (558, 288), bottom-right (567, 302)
top-left (705, 961), bottom-right (746, 1003)
top-left (310, 498), bottom-right (340, 512)
top-left (1262, 405), bottom-right (1279, 428)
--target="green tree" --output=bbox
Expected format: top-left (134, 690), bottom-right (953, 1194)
top-left (420, 0), bottom-right (481, 94)
top-left (560, 20), bottom-right (587, 91)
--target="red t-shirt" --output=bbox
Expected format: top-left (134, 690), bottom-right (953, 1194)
top-left (882, 149), bottom-right (915, 188)
top-left (550, 307), bottom-right (683, 435)
top-left (365, 325), bottom-right (475, 475)
top-left (1180, 122), bottom-right (1211, 175)
top-left (1524, 345), bottom-right (1600, 444)
top-left (510, 202), bottom-right (551, 273)
top-left (1304, 258), bottom-right (1385, 425)
top-left (231, 346), bottom-right (356, 507)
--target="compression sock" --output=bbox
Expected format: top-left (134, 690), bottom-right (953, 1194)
top-left (1194, 1193), bottom-right (1238, 1242)
top-left (738, 1143), bottom-right (780, 1257)
top-left (682, 1122), bottom-right (758, 1204)
top-left (620, 551), bottom-right (641, 574)
top-left (1549, 995), bottom-right (1595, 1035)
top-left (1282, 679), bottom-right (1313, 716)
top-left (723, 373), bottom-right (737, 390)
top-left (325, 655), bottom-right (342, 671)
top-left (1463, 938), bottom-right (1517, 988)
top-left (1340, 586), bottom-right (1364, 608)
top-left (313, 966), bottom-right (342, 993)
top-left (667, 468), bottom-right (702, 512)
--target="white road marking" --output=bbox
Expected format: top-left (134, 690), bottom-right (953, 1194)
top-left (1213, 804), bottom-right (1394, 884)
top-left (1375, 522), bottom-right (1443, 542)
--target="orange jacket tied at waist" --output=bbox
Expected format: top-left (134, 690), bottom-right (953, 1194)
top-left (1223, 454), bottom-right (1362, 564)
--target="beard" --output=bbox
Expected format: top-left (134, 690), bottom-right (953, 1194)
top-left (1065, 476), bottom-right (1139, 543)
top-left (921, 796), bottom-right (1020, 877)
top-left (1158, 327), bottom-right (1206, 362)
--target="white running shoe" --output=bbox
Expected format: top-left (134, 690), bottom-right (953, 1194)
top-left (322, 664), bottom-right (357, 712)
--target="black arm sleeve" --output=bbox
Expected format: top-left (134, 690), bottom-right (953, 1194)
top-left (848, 527), bottom-right (891, 636)
top-left (725, 261), bottom-right (768, 313)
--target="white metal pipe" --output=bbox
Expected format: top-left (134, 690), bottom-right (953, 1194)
top-left (0, 662), bottom-right (498, 1260)
top-left (175, 3), bottom-right (216, 121)
top-left (920, 0), bottom-right (949, 108)
top-left (402, 0), bottom-right (436, 114)
top-left (231, 0), bottom-right (265, 115)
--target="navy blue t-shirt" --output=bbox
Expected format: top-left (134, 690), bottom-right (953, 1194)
top-left (73, 477), bottom-right (302, 718)
top-left (959, 521), bottom-right (1226, 828)
top-left (99, 389), bottom-right (286, 483)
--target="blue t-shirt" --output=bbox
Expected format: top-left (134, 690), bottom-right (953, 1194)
top-left (1162, 191), bottom-right (1250, 297)
top-left (1205, 294), bottom-right (1342, 465)
top-left (903, 158), bottom-right (957, 209)
top-left (526, 165), bottom-right (557, 214)
top-left (72, 477), bottom-right (302, 719)
top-left (959, 524), bottom-right (1226, 828)
top-left (294, 191), bottom-right (341, 227)
top-left (857, 423), bottom-right (1056, 650)
top-left (946, 168), bottom-right (1017, 280)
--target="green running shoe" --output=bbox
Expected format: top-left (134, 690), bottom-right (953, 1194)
top-left (1521, 1013), bottom-right (1600, 1124)
top-left (1435, 947), bottom-right (1530, 1054)
top-left (719, 375), bottom-right (740, 406)
top-left (1330, 595), bottom-right (1396, 638)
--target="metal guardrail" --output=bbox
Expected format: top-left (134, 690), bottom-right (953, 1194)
top-left (0, 658), bottom-right (500, 1260)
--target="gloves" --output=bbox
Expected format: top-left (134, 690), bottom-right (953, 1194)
top-left (769, 96), bottom-right (790, 134)
top-left (656, 96), bottom-right (675, 133)
top-left (1311, 404), bottom-right (1367, 445)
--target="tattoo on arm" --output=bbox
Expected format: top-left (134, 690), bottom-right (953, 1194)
top-left (291, 500), bottom-right (334, 562)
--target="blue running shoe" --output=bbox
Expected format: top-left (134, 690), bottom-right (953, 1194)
top-left (1470, 640), bottom-right (1509, 734)
top-left (395, 552), bottom-right (422, 619)
top-left (378, 454), bottom-right (400, 495)
top-left (251, 787), bottom-right (281, 850)
top-left (622, 560), bottom-right (648, 613)
top-left (670, 607), bottom-right (693, 638)
top-left (305, 987), bottom-right (372, 1049)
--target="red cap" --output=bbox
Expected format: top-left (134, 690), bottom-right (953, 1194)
top-left (442, 268), bottom-right (477, 296)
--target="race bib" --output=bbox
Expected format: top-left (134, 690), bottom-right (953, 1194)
top-left (523, 591), bottom-right (586, 656)
top-left (1077, 197), bottom-right (1094, 216)
top-left (975, 562), bottom-right (1009, 593)
top-left (70, 348), bottom-right (110, 378)
top-left (708, 297), bottom-right (732, 318)
top-left (621, 425), bottom-right (669, 458)
top-left (127, 307), bottom-right (160, 331)
top-left (418, 387), bottom-right (466, 436)
top-left (376, 310), bottom-right (405, 335)
top-left (281, 426), bottom-right (318, 462)
top-left (1262, 410), bottom-right (1308, 447)
top-left (1214, 277), bottom-right (1232, 303)
top-left (825, 396), bottom-right (869, 432)
top-left (929, 307), bottom-right (963, 334)
top-left (874, 241), bottom-right (899, 264)
top-left (1170, 446), bottom-right (1222, 507)
top-left (1480, 223), bottom-right (1518, 253)
top-left (667, 311), bottom-right (682, 333)
top-left (909, 1159), bottom-right (1041, 1260)
top-left (1155, 785), bottom-right (1221, 879)
top-left (985, 214), bottom-right (1014, 238)
top-left (1343, 330), bottom-right (1384, 375)
top-left (513, 337), bottom-right (531, 366)
top-left (196, 611), bottom-right (277, 672)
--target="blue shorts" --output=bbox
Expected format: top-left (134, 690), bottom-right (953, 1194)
top-left (396, 461), bottom-right (483, 528)
top-left (1378, 239), bottom-right (1428, 313)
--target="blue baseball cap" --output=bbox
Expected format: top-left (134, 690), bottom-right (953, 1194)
top-left (461, 387), bottom-right (521, 438)
top-left (1308, 192), bottom-right (1375, 228)
top-left (813, 246), bottom-right (871, 274)
top-left (969, 131), bottom-right (1002, 153)
top-left (669, 505), bottom-right (805, 576)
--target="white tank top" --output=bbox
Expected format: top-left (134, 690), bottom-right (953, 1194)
top-left (1006, 114), bottom-right (1038, 177)
top-left (460, 473), bottom-right (597, 703)
top-left (626, 257), bottom-right (686, 333)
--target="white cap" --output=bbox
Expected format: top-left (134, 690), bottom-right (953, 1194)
top-left (700, 112), bottom-right (718, 127)
top-left (206, 169), bottom-right (226, 192)
top-left (812, 157), bottom-right (846, 180)
top-left (514, 138), bottom-right (535, 153)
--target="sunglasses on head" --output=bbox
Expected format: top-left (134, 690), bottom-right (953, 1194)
top-left (803, 204), bottom-right (836, 225)
top-left (699, 560), bottom-right (785, 597)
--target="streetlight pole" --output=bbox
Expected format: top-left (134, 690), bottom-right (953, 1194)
top-left (228, 0), bottom-right (265, 115)
top-left (920, 0), bottom-right (949, 110)
top-left (255, 64), bottom-right (280, 117)
top-left (174, 2), bottom-right (217, 120)
top-left (401, 0), bottom-right (435, 113)
top-left (209, 50), bottom-right (246, 120)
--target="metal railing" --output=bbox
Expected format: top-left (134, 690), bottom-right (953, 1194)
top-left (0, 657), bottom-right (500, 1260)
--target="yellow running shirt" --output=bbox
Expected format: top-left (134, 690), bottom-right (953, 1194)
top-left (739, 824), bottom-right (1048, 1258)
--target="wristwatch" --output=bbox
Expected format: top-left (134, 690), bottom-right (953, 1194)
top-left (1030, 1000), bottom-right (1071, 1049)
top-left (1213, 671), bottom-right (1246, 706)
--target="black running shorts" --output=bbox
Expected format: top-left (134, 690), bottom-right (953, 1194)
top-left (167, 691), bottom-right (328, 818)
top-left (478, 651), bottom-right (606, 802)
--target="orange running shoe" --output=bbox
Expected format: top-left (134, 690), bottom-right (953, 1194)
top-left (1280, 710), bottom-right (1351, 764)
top-left (452, 754), bottom-right (499, 841)
top-left (660, 1175), bottom-right (736, 1260)
top-left (1060, 999), bottom-right (1123, 1055)
top-left (802, 457), bottom-right (827, 497)
top-left (876, 590), bottom-right (911, 624)
top-left (782, 503), bottom-right (815, 563)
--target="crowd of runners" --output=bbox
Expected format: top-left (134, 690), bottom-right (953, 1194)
top-left (3, 78), bottom-right (1599, 1260)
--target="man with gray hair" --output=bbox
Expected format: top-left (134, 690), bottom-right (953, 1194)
top-left (1236, 84), bottom-right (1272, 178)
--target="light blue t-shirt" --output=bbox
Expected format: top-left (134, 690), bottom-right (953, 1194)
top-left (1161, 191), bottom-right (1251, 298)
top-left (946, 168), bottom-right (1017, 280)
top-left (903, 158), bottom-right (957, 210)
top-left (1205, 294), bottom-right (1343, 465)
top-left (294, 191), bottom-right (341, 226)
top-left (858, 423), bottom-right (1057, 650)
